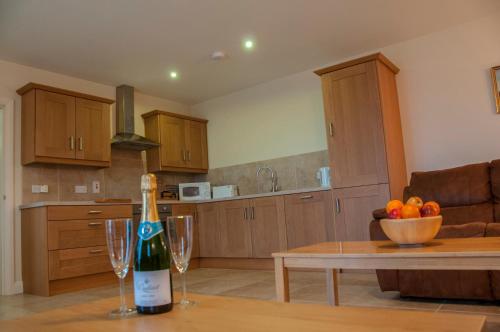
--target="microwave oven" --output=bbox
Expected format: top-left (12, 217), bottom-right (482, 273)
top-left (179, 182), bottom-right (211, 201)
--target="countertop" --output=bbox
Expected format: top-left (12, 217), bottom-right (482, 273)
top-left (19, 186), bottom-right (331, 209)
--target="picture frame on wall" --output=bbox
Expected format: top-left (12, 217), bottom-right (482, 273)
top-left (490, 66), bottom-right (500, 113)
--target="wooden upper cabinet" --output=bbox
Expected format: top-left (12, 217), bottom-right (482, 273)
top-left (160, 115), bottom-right (186, 168)
top-left (34, 90), bottom-right (76, 160)
top-left (284, 191), bottom-right (334, 249)
top-left (315, 53), bottom-right (407, 200)
top-left (17, 83), bottom-right (114, 167)
top-left (142, 110), bottom-right (209, 173)
top-left (75, 98), bottom-right (111, 162)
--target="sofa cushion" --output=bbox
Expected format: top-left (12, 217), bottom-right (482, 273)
top-left (490, 159), bottom-right (500, 222)
top-left (484, 223), bottom-right (500, 299)
top-left (436, 222), bottom-right (486, 238)
top-left (439, 203), bottom-right (494, 225)
top-left (405, 162), bottom-right (491, 208)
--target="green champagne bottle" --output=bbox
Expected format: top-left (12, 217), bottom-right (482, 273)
top-left (134, 174), bottom-right (173, 314)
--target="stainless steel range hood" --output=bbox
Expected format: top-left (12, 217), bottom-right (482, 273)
top-left (111, 85), bottom-right (159, 150)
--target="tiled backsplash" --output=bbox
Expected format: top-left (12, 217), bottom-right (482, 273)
top-left (195, 150), bottom-right (329, 195)
top-left (22, 149), bottom-right (329, 203)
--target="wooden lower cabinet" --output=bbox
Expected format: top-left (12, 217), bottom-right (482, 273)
top-left (284, 191), bottom-right (335, 249)
top-left (172, 203), bottom-right (199, 259)
top-left (197, 202), bottom-right (223, 258)
top-left (21, 204), bottom-right (132, 296)
top-left (249, 196), bottom-right (287, 258)
top-left (332, 184), bottom-right (389, 241)
top-left (218, 199), bottom-right (252, 257)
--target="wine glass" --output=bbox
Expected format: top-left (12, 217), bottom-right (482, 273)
top-left (105, 218), bottom-right (136, 317)
top-left (166, 215), bottom-right (194, 307)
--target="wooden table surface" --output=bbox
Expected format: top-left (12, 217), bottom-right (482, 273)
top-left (273, 237), bottom-right (500, 258)
top-left (0, 293), bottom-right (486, 332)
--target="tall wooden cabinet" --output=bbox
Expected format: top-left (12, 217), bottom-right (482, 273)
top-left (315, 53), bottom-right (407, 241)
top-left (142, 110), bottom-right (208, 173)
top-left (17, 83), bottom-right (113, 167)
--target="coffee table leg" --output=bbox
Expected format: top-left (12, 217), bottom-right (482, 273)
top-left (326, 269), bottom-right (339, 306)
top-left (274, 257), bottom-right (290, 302)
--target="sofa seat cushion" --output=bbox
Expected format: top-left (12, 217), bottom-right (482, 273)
top-left (436, 222), bottom-right (486, 238)
top-left (405, 162), bottom-right (491, 208)
top-left (398, 221), bottom-right (493, 300)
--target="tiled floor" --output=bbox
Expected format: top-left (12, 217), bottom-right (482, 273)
top-left (1, 269), bottom-right (500, 330)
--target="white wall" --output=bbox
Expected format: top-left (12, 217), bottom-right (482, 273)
top-left (0, 59), bottom-right (191, 287)
top-left (193, 10), bottom-right (500, 173)
top-left (192, 71), bottom-right (326, 169)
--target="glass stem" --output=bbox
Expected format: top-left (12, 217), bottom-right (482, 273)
top-left (181, 271), bottom-right (187, 304)
top-left (119, 277), bottom-right (126, 313)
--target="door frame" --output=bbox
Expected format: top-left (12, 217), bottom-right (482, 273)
top-left (0, 98), bottom-right (16, 295)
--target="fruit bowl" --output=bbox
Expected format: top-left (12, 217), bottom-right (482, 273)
top-left (380, 216), bottom-right (442, 246)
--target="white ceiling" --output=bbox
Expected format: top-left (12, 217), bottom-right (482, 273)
top-left (1, 0), bottom-right (499, 104)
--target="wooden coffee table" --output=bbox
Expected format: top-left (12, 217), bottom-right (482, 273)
top-left (0, 292), bottom-right (486, 332)
top-left (273, 237), bottom-right (500, 306)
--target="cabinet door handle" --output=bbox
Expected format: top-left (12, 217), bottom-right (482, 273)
top-left (78, 137), bottom-right (83, 151)
top-left (329, 123), bottom-right (334, 137)
top-left (300, 195), bottom-right (313, 200)
top-left (335, 198), bottom-right (341, 214)
top-left (251, 207), bottom-right (255, 220)
top-left (88, 222), bottom-right (103, 227)
top-left (89, 249), bottom-right (104, 254)
top-left (69, 136), bottom-right (75, 150)
top-left (187, 150), bottom-right (191, 161)
top-left (181, 150), bottom-right (186, 161)
top-left (243, 207), bottom-right (248, 220)
top-left (88, 210), bottom-right (103, 214)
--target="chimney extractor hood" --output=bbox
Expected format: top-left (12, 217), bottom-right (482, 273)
top-left (111, 85), bottom-right (159, 150)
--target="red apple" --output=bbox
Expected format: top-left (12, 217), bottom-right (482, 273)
top-left (420, 203), bottom-right (439, 217)
top-left (388, 208), bottom-right (402, 219)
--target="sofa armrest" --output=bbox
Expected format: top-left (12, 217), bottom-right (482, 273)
top-left (372, 208), bottom-right (387, 221)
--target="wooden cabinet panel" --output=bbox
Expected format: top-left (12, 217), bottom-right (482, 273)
top-left (333, 184), bottom-right (389, 241)
top-left (186, 120), bottom-right (208, 170)
top-left (75, 98), bottom-right (110, 162)
top-left (160, 115), bottom-right (187, 168)
top-left (172, 204), bottom-right (199, 259)
top-left (197, 203), bottom-right (223, 257)
top-left (218, 200), bottom-right (252, 258)
top-left (35, 90), bottom-right (76, 159)
top-left (47, 205), bottom-right (132, 221)
top-left (48, 246), bottom-right (112, 280)
top-left (249, 196), bottom-right (286, 258)
top-left (284, 191), bottom-right (334, 249)
top-left (48, 219), bottom-right (107, 250)
top-left (321, 62), bottom-right (388, 188)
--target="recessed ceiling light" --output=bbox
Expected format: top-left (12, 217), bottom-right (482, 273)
top-left (244, 39), bottom-right (254, 49)
top-left (170, 71), bottom-right (178, 79)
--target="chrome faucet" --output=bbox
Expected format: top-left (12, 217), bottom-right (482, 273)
top-left (257, 166), bottom-right (279, 192)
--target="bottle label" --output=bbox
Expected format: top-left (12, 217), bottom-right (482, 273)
top-left (134, 269), bottom-right (172, 307)
top-left (138, 221), bottom-right (164, 241)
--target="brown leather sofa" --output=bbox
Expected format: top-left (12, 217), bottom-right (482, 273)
top-left (370, 160), bottom-right (500, 300)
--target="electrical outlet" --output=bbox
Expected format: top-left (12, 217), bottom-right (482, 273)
top-left (31, 185), bottom-right (41, 194)
top-left (74, 185), bottom-right (88, 194)
top-left (40, 185), bottom-right (49, 193)
top-left (92, 181), bottom-right (100, 194)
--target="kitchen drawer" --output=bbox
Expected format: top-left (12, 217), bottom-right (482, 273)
top-left (47, 205), bottom-right (132, 220)
top-left (48, 219), bottom-right (108, 250)
top-left (48, 246), bottom-right (112, 280)
top-left (284, 191), bottom-right (328, 205)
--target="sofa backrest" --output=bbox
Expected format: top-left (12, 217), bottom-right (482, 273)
top-left (490, 159), bottom-right (500, 222)
top-left (404, 162), bottom-right (494, 225)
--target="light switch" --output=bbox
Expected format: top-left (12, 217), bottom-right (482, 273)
top-left (92, 181), bottom-right (100, 194)
top-left (74, 185), bottom-right (88, 194)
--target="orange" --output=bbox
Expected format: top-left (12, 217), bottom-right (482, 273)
top-left (401, 204), bottom-right (421, 219)
top-left (406, 196), bottom-right (424, 209)
top-left (385, 199), bottom-right (404, 214)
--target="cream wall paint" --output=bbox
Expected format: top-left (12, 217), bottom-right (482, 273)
top-left (192, 71), bottom-right (327, 168)
top-left (0, 59), bottom-right (190, 288)
top-left (193, 10), bottom-right (500, 174)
